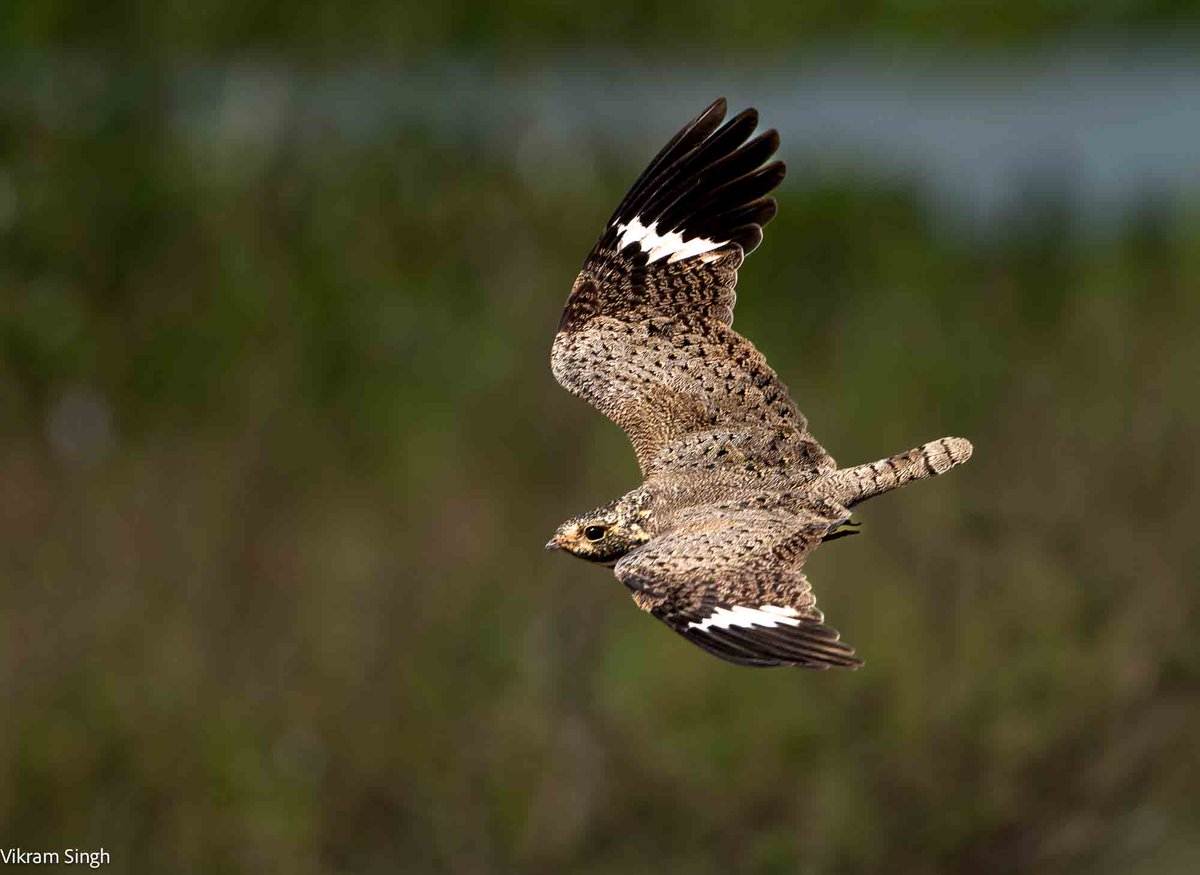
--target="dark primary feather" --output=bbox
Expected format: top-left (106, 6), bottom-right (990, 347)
top-left (605, 97), bottom-right (730, 232)
top-left (676, 613), bottom-right (860, 669)
top-left (599, 100), bottom-right (784, 257)
top-left (624, 107), bottom-right (759, 223)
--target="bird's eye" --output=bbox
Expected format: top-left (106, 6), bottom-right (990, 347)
top-left (584, 525), bottom-right (606, 541)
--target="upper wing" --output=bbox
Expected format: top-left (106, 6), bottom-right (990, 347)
top-left (614, 504), bottom-right (861, 669)
top-left (551, 98), bottom-right (833, 477)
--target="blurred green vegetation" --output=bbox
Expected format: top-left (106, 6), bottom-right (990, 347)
top-left (5, 0), bottom-right (1200, 59)
top-left (3, 25), bottom-right (1200, 875)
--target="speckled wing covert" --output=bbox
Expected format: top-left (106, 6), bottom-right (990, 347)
top-left (615, 505), bottom-right (862, 668)
top-left (551, 98), bottom-right (833, 478)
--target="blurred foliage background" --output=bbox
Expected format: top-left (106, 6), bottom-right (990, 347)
top-left (2, 3), bottom-right (1200, 874)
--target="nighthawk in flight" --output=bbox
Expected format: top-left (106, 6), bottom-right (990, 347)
top-left (546, 99), bottom-right (972, 668)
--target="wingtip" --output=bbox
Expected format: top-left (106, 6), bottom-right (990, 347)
top-left (690, 98), bottom-right (728, 133)
top-left (603, 97), bottom-right (785, 264)
top-left (727, 106), bottom-right (759, 131)
top-left (785, 652), bottom-right (863, 670)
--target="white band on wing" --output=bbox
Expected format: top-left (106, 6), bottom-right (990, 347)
top-left (616, 217), bottom-right (725, 265)
top-left (688, 604), bottom-right (802, 632)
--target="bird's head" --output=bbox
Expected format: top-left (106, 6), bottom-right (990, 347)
top-left (545, 499), bottom-right (651, 565)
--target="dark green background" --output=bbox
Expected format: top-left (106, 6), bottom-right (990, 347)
top-left (2, 3), bottom-right (1199, 873)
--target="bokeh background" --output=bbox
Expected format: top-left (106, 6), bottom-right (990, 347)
top-left (3, 4), bottom-right (1200, 873)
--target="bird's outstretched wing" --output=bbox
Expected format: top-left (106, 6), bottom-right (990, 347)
top-left (614, 504), bottom-right (861, 669)
top-left (551, 98), bottom-right (832, 477)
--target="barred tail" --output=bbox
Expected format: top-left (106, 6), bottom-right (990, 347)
top-left (822, 437), bottom-right (973, 507)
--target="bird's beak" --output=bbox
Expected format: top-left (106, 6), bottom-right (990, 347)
top-left (544, 536), bottom-right (562, 552)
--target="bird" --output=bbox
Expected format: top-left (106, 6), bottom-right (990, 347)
top-left (546, 98), bottom-right (973, 669)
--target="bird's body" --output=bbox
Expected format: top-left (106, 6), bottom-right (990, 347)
top-left (547, 99), bottom-right (973, 668)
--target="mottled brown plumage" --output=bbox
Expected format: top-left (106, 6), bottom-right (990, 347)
top-left (547, 98), bottom-right (973, 669)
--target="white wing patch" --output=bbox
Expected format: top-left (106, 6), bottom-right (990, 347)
top-left (615, 217), bottom-right (725, 264)
top-left (688, 604), bottom-right (803, 632)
